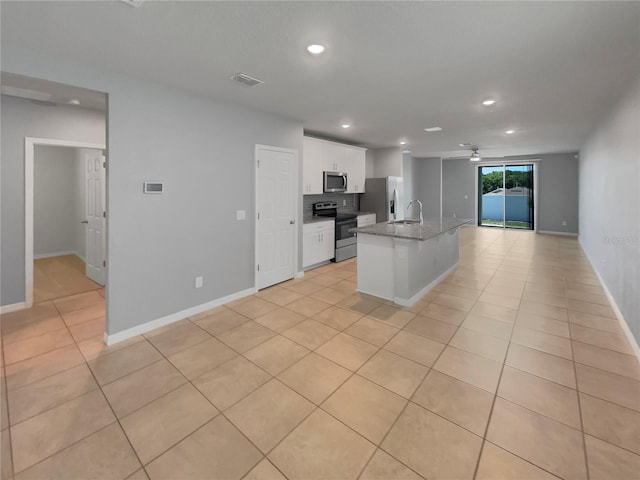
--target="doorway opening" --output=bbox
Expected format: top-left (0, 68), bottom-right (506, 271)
top-left (478, 164), bottom-right (535, 230)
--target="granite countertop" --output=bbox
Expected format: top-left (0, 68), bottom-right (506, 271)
top-left (303, 210), bottom-right (376, 224)
top-left (350, 217), bottom-right (472, 241)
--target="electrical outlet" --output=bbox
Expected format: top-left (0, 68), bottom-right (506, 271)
top-left (343, 199), bottom-right (347, 206)
top-left (464, 195), bottom-right (468, 199)
top-left (562, 220), bottom-right (567, 226)
top-left (195, 276), bottom-right (203, 288)
top-left (236, 210), bottom-right (246, 221)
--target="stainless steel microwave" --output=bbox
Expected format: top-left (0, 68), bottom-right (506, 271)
top-left (323, 171), bottom-right (347, 193)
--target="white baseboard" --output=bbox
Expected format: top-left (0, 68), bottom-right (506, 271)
top-left (295, 270), bottom-right (305, 279)
top-left (34, 250), bottom-right (85, 261)
top-left (394, 261), bottom-right (459, 307)
top-left (0, 302), bottom-right (27, 314)
top-left (104, 286), bottom-right (257, 345)
top-left (578, 236), bottom-right (640, 360)
top-left (537, 230), bottom-right (578, 237)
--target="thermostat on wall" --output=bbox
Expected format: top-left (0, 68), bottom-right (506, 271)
top-left (143, 182), bottom-right (164, 194)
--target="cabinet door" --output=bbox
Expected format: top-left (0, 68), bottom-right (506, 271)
top-left (323, 142), bottom-right (346, 172)
top-left (357, 214), bottom-right (376, 227)
top-left (344, 146), bottom-right (366, 193)
top-left (302, 230), bottom-right (319, 267)
top-left (318, 227), bottom-right (336, 262)
top-left (303, 137), bottom-right (324, 194)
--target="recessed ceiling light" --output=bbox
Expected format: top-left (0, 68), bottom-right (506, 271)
top-left (402, 150), bottom-right (412, 154)
top-left (459, 142), bottom-right (472, 147)
top-left (505, 129), bottom-right (515, 134)
top-left (482, 99), bottom-right (496, 106)
top-left (67, 99), bottom-right (81, 105)
top-left (399, 141), bottom-right (407, 145)
top-left (424, 127), bottom-right (443, 132)
top-left (341, 124), bottom-right (351, 129)
top-left (307, 44), bottom-right (325, 55)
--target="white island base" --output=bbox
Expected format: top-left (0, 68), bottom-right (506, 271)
top-left (355, 228), bottom-right (460, 307)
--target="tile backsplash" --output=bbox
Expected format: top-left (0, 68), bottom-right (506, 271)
top-left (303, 193), bottom-right (360, 216)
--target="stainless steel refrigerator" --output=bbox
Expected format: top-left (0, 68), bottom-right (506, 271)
top-left (360, 177), bottom-right (404, 223)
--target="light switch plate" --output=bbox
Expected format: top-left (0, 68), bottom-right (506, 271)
top-left (236, 210), bottom-right (246, 220)
top-left (195, 276), bottom-right (203, 288)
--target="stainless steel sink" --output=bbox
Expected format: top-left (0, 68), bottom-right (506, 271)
top-left (389, 219), bottom-right (422, 225)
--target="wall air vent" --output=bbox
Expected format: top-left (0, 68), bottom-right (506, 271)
top-left (230, 73), bottom-right (264, 87)
top-left (119, 0), bottom-right (144, 7)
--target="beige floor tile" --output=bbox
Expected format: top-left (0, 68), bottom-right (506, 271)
top-left (254, 308), bottom-right (306, 333)
top-left (282, 279), bottom-right (323, 296)
top-left (358, 349), bottom-right (428, 398)
top-left (244, 459), bottom-right (287, 480)
top-left (146, 322), bottom-right (210, 357)
top-left (567, 298), bottom-right (616, 319)
top-left (277, 352), bottom-right (351, 404)
top-left (167, 337), bottom-right (236, 380)
top-left (519, 300), bottom-right (568, 321)
top-left (432, 292), bottom-right (476, 312)
top-left (226, 379), bottom-right (314, 453)
top-left (282, 319), bottom-right (339, 349)
top-left (14, 423), bottom-right (140, 480)
top-left (308, 273), bottom-right (343, 288)
top-left (382, 402), bottom-right (482, 480)
top-left (312, 305), bottom-right (362, 330)
top-left (1, 302), bottom-right (60, 333)
top-left (433, 346), bottom-right (502, 393)
top-left (580, 393), bottom-right (640, 454)
top-left (256, 286), bottom-right (304, 307)
top-left (52, 291), bottom-right (103, 314)
top-left (568, 310), bottom-right (622, 333)
top-left (217, 321), bottom-right (276, 353)
top-left (573, 341), bottom-right (640, 380)
top-left (366, 304), bottom-right (415, 329)
top-left (475, 442), bottom-right (559, 480)
top-left (244, 335), bottom-right (309, 376)
top-left (487, 398), bottom-right (586, 480)
top-left (584, 433), bottom-right (640, 480)
top-left (61, 303), bottom-right (105, 327)
top-left (126, 469), bottom-right (149, 480)
top-left (521, 290), bottom-right (567, 308)
top-left (285, 297), bottom-right (332, 318)
top-left (383, 330), bottom-right (445, 367)
top-left (88, 340), bottom-right (162, 385)
top-left (269, 409), bottom-right (376, 480)
top-left (310, 286), bottom-right (352, 305)
top-left (478, 292), bottom-right (520, 310)
top-left (404, 315), bottom-right (458, 343)
top-left (8, 363), bottom-right (98, 425)
top-left (412, 369), bottom-right (494, 436)
top-left (336, 293), bottom-right (383, 316)
top-left (188, 305), bottom-right (226, 322)
top-left (1, 315), bottom-right (66, 346)
top-left (418, 302), bottom-right (467, 326)
top-left (516, 310), bottom-right (570, 338)
top-left (359, 449), bottom-right (421, 480)
top-left (498, 366), bottom-right (580, 429)
top-left (469, 302), bottom-right (518, 323)
top-left (441, 283), bottom-right (483, 300)
top-left (5, 344), bottom-right (85, 390)
top-left (192, 356), bottom-right (270, 411)
top-left (145, 416), bottom-right (262, 480)
top-left (449, 327), bottom-right (509, 363)
top-left (506, 343), bottom-right (576, 388)
top-left (315, 332), bottom-right (378, 371)
top-left (345, 317), bottom-right (399, 347)
top-left (569, 323), bottom-right (635, 355)
top-left (121, 383), bottom-right (218, 464)
top-left (575, 363), bottom-right (640, 411)
top-left (10, 389), bottom-right (115, 473)
top-left (76, 334), bottom-right (144, 362)
top-left (1, 375), bottom-right (8, 431)
top-left (483, 283), bottom-right (525, 299)
top-left (4, 329), bottom-right (74, 365)
top-left (228, 297), bottom-right (280, 319)
top-left (322, 375), bottom-right (406, 444)
top-left (461, 313), bottom-right (513, 340)
top-left (194, 308), bottom-right (250, 336)
top-left (1, 428), bottom-right (12, 480)
top-left (102, 359), bottom-right (187, 418)
top-left (511, 326), bottom-right (572, 360)
top-left (67, 316), bottom-right (105, 342)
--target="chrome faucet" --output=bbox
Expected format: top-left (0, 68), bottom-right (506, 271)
top-left (407, 200), bottom-right (424, 224)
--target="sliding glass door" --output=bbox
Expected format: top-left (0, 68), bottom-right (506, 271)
top-left (479, 164), bottom-right (534, 230)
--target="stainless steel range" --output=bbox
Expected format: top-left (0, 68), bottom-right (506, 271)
top-left (312, 202), bottom-right (358, 262)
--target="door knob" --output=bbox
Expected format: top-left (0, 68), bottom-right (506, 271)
top-left (289, 220), bottom-right (296, 225)
top-left (81, 220), bottom-right (89, 224)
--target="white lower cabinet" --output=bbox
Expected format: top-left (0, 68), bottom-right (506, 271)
top-left (357, 213), bottom-right (377, 227)
top-left (303, 221), bottom-right (335, 268)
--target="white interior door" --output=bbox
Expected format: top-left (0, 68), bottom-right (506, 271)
top-left (85, 150), bottom-right (106, 285)
top-left (256, 146), bottom-right (297, 289)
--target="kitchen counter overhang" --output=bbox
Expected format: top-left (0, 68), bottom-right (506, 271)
top-left (351, 218), bottom-right (471, 307)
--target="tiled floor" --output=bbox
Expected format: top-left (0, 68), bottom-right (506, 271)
top-left (33, 254), bottom-right (103, 303)
top-left (1, 226), bottom-right (639, 479)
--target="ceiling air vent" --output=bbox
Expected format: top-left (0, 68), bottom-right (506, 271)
top-left (230, 73), bottom-right (264, 87)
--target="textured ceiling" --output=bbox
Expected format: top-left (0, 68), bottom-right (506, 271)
top-left (1, 1), bottom-right (639, 158)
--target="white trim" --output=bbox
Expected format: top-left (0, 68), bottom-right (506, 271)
top-left (578, 237), bottom-right (640, 360)
top-left (537, 230), bottom-right (578, 237)
top-left (34, 250), bottom-right (82, 260)
top-left (0, 302), bottom-right (27, 314)
top-left (254, 144), bottom-right (299, 291)
top-left (24, 137), bottom-right (106, 308)
top-left (104, 286), bottom-right (257, 345)
top-left (394, 261), bottom-right (459, 307)
top-left (295, 271), bottom-right (305, 278)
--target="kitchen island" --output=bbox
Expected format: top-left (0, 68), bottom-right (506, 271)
top-left (350, 218), bottom-right (471, 306)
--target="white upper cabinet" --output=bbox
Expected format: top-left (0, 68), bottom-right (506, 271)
top-left (302, 137), bottom-right (324, 194)
top-left (303, 136), bottom-right (367, 195)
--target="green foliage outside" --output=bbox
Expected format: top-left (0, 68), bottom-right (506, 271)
top-left (481, 169), bottom-right (533, 194)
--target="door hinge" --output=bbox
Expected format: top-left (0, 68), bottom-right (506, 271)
top-left (257, 264), bottom-right (260, 271)
top-left (103, 161), bottom-right (106, 168)
top-left (257, 160), bottom-right (260, 167)
top-left (103, 260), bottom-right (106, 267)
top-left (103, 211), bottom-right (106, 218)
top-left (257, 212), bottom-right (260, 220)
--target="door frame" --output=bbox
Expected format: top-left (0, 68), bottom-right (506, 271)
top-left (24, 137), bottom-right (107, 308)
top-left (254, 144), bottom-right (300, 290)
top-left (474, 159), bottom-right (539, 231)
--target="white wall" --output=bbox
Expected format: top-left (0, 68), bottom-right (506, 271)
top-left (371, 147), bottom-right (403, 178)
top-left (2, 46), bottom-right (303, 338)
top-left (579, 75), bottom-right (640, 344)
top-left (1, 95), bottom-right (106, 304)
top-left (413, 157), bottom-right (443, 219)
